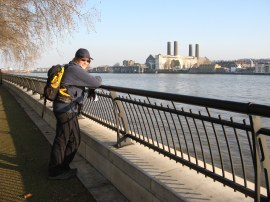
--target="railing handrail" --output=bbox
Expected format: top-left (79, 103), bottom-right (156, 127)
top-left (6, 74), bottom-right (270, 118)
top-left (101, 85), bottom-right (270, 118)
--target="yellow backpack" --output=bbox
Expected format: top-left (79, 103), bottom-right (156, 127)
top-left (42, 64), bottom-right (73, 117)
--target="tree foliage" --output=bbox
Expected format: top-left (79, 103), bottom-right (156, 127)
top-left (0, 0), bottom-right (99, 68)
top-left (171, 59), bottom-right (180, 68)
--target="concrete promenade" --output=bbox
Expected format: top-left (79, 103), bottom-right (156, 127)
top-left (1, 80), bottom-right (258, 202)
top-left (0, 86), bottom-right (95, 201)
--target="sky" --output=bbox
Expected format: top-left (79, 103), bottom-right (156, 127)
top-left (3, 0), bottom-right (270, 69)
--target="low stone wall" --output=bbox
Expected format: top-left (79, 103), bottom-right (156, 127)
top-left (3, 80), bottom-right (254, 202)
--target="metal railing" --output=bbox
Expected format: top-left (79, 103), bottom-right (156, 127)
top-left (2, 73), bottom-right (270, 201)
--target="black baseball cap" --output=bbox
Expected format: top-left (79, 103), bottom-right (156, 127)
top-left (75, 48), bottom-right (94, 60)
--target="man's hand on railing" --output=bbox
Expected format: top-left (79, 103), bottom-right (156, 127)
top-left (87, 88), bottom-right (98, 101)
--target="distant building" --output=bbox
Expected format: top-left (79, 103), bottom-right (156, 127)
top-left (215, 61), bottom-right (241, 72)
top-left (32, 67), bottom-right (50, 73)
top-left (91, 65), bottom-right (109, 72)
top-left (236, 59), bottom-right (255, 68)
top-left (155, 54), bottom-right (183, 69)
top-left (154, 42), bottom-right (210, 70)
top-left (255, 63), bottom-right (270, 73)
top-left (145, 55), bottom-right (156, 69)
top-left (107, 65), bottom-right (144, 73)
top-left (155, 54), bottom-right (211, 70)
top-left (123, 60), bottom-right (135, 66)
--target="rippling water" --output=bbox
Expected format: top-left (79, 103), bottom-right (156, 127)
top-left (29, 72), bottom-right (270, 105)
top-left (100, 73), bottom-right (270, 105)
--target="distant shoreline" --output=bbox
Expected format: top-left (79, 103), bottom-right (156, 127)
top-left (88, 71), bottom-right (270, 75)
top-left (30, 71), bottom-right (270, 76)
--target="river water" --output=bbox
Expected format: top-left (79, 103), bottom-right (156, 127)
top-left (31, 72), bottom-right (270, 106)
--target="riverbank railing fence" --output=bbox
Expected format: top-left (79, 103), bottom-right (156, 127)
top-left (2, 73), bottom-right (270, 202)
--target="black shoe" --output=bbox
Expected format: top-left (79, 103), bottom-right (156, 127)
top-left (64, 167), bottom-right (78, 173)
top-left (48, 170), bottom-right (76, 180)
top-left (69, 168), bottom-right (78, 175)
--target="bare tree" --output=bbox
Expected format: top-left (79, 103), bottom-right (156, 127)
top-left (0, 0), bottom-right (100, 68)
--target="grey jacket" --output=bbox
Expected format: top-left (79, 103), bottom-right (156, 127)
top-left (53, 61), bottom-right (102, 113)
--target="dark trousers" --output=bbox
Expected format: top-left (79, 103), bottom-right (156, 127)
top-left (48, 112), bottom-right (81, 177)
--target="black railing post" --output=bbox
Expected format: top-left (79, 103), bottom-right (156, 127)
top-left (250, 115), bottom-right (270, 202)
top-left (110, 91), bottom-right (132, 148)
